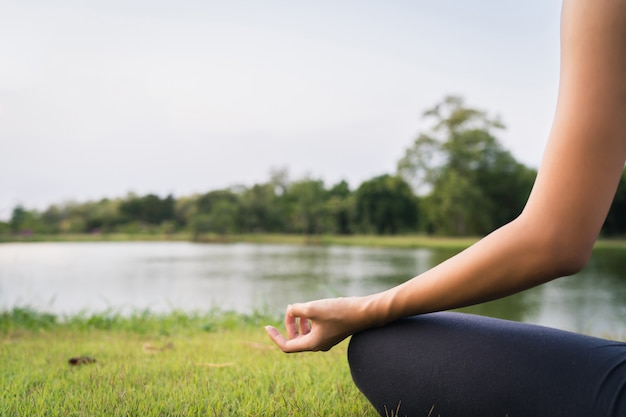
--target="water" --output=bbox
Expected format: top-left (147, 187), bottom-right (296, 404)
top-left (0, 241), bottom-right (625, 338)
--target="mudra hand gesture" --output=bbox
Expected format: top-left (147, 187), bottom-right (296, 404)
top-left (265, 296), bottom-right (376, 353)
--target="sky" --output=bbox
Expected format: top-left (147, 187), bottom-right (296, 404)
top-left (0, 0), bottom-right (563, 220)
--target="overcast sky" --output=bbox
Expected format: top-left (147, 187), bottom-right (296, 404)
top-left (0, 0), bottom-right (563, 220)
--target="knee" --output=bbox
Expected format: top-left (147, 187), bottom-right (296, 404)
top-left (347, 325), bottom-right (431, 416)
top-left (347, 330), bottom-right (379, 392)
top-left (347, 331), bottom-right (364, 378)
top-left (347, 330), bottom-right (372, 373)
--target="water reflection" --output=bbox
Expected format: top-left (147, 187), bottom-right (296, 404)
top-left (0, 242), bottom-right (624, 338)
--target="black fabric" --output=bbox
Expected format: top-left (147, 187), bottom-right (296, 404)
top-left (348, 312), bottom-right (626, 417)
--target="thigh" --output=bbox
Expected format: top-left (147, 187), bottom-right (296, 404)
top-left (348, 312), bottom-right (626, 417)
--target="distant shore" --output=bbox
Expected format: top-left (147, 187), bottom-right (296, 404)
top-left (0, 232), bottom-right (482, 251)
top-left (2, 232), bottom-right (626, 251)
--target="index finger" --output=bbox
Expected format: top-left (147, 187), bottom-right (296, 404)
top-left (285, 307), bottom-right (299, 339)
top-left (264, 325), bottom-right (315, 353)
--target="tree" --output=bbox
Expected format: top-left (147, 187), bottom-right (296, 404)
top-left (119, 194), bottom-right (175, 226)
top-left (285, 178), bottom-right (330, 235)
top-left (0, 221), bottom-right (9, 236)
top-left (326, 180), bottom-right (355, 235)
top-left (82, 199), bottom-right (126, 232)
top-left (473, 154), bottom-right (536, 231)
top-left (40, 205), bottom-right (63, 233)
top-left (355, 175), bottom-right (418, 234)
top-left (9, 206), bottom-right (43, 234)
top-left (190, 189), bottom-right (242, 236)
top-left (189, 199), bottom-right (240, 236)
top-left (189, 213), bottom-right (213, 239)
top-left (174, 195), bottom-right (197, 230)
top-left (422, 169), bottom-right (487, 235)
top-left (195, 190), bottom-right (239, 215)
top-left (398, 95), bottom-right (535, 235)
top-left (206, 199), bottom-right (240, 235)
top-left (238, 183), bottom-right (286, 233)
top-left (9, 206), bottom-right (28, 233)
top-left (55, 201), bottom-right (88, 233)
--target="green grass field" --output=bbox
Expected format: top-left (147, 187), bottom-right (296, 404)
top-left (0, 308), bottom-right (376, 416)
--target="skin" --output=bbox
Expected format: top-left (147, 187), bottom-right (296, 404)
top-left (266, 0), bottom-right (626, 353)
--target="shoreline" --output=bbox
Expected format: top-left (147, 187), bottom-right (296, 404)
top-left (2, 232), bottom-right (626, 250)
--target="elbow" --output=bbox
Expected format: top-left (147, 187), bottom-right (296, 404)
top-left (539, 233), bottom-right (594, 277)
top-left (514, 216), bottom-right (594, 278)
top-left (551, 243), bottom-right (592, 276)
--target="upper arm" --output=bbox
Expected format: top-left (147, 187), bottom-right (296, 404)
top-left (520, 0), bottom-right (626, 270)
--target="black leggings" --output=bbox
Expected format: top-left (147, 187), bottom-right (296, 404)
top-left (348, 312), bottom-right (626, 417)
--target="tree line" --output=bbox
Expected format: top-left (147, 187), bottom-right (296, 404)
top-left (3, 96), bottom-right (625, 238)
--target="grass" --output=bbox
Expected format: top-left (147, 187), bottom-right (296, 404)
top-left (0, 232), bottom-right (193, 243)
top-left (0, 308), bottom-right (376, 416)
top-left (0, 232), bottom-right (480, 251)
top-left (4, 231), bottom-right (626, 252)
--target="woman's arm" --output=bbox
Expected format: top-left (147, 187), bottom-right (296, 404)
top-left (266, 0), bottom-right (626, 353)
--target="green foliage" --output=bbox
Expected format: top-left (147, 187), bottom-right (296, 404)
top-left (326, 180), bottom-right (355, 235)
top-left (237, 183), bottom-right (286, 233)
top-left (190, 189), bottom-right (242, 236)
top-left (0, 308), bottom-right (275, 336)
top-left (200, 200), bottom-right (239, 235)
top-left (40, 204), bottom-right (64, 233)
top-left (355, 175), bottom-right (418, 234)
top-left (82, 198), bottom-right (125, 232)
top-left (9, 205), bottom-right (43, 234)
top-left (0, 307), bottom-right (58, 333)
top-left (120, 193), bottom-right (175, 226)
top-left (398, 95), bottom-right (536, 235)
top-left (188, 213), bottom-right (213, 238)
top-left (285, 178), bottom-right (330, 235)
top-left (423, 170), bottom-right (488, 235)
top-left (9, 206), bottom-right (27, 232)
top-left (173, 195), bottom-right (196, 229)
top-left (205, 199), bottom-right (240, 235)
top-left (0, 221), bottom-right (9, 236)
top-left (195, 189), bottom-right (239, 215)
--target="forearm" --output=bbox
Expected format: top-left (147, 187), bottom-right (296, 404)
top-left (364, 215), bottom-right (588, 326)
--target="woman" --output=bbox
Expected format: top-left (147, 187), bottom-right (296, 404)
top-left (265, 1), bottom-right (626, 415)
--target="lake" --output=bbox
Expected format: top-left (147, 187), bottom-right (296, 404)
top-left (1, 241), bottom-right (625, 338)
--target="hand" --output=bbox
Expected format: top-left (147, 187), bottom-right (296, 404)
top-left (265, 296), bottom-right (372, 353)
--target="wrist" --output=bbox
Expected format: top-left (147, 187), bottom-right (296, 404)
top-left (359, 291), bottom-right (397, 328)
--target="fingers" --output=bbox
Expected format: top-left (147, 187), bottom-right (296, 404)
top-left (284, 302), bottom-right (314, 339)
top-left (287, 302), bottom-right (313, 319)
top-left (284, 307), bottom-right (299, 339)
top-left (299, 317), bottom-right (311, 335)
top-left (265, 325), bottom-right (289, 350)
top-left (264, 301), bottom-right (325, 353)
top-left (264, 325), bottom-right (315, 353)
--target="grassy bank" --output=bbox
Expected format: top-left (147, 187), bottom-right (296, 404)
top-left (231, 234), bottom-right (480, 251)
top-left (0, 232), bottom-right (193, 243)
top-left (0, 308), bottom-right (375, 416)
top-left (0, 232), bottom-right (480, 251)
top-left (4, 232), bottom-right (626, 251)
